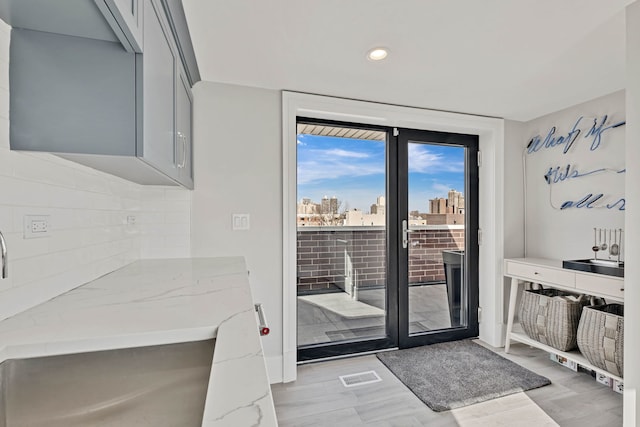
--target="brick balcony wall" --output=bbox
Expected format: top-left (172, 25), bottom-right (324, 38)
top-left (297, 225), bottom-right (465, 291)
top-left (408, 228), bottom-right (465, 283)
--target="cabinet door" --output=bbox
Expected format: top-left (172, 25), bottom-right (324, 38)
top-left (175, 66), bottom-right (194, 189)
top-left (102, 0), bottom-right (143, 52)
top-left (138, 0), bottom-right (177, 180)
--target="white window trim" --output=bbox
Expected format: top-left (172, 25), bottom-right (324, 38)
top-left (282, 91), bottom-right (505, 382)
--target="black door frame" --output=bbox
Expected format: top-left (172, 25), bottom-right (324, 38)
top-left (396, 128), bottom-right (480, 348)
top-left (296, 120), bottom-right (479, 361)
top-left (297, 118), bottom-right (398, 362)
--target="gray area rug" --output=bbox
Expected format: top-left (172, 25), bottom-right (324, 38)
top-left (376, 339), bottom-right (551, 412)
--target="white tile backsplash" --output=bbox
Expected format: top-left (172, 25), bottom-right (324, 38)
top-left (0, 21), bottom-right (191, 321)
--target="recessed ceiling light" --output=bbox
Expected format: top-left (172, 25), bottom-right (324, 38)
top-left (367, 48), bottom-right (388, 61)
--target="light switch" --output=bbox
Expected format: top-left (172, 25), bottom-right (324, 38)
top-left (232, 214), bottom-right (250, 231)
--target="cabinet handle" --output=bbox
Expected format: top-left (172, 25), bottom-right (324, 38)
top-left (176, 132), bottom-right (183, 168)
top-left (176, 132), bottom-right (187, 169)
top-left (181, 134), bottom-right (187, 169)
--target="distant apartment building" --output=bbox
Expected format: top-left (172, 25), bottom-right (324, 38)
top-left (370, 195), bottom-right (385, 214)
top-left (320, 196), bottom-right (339, 215)
top-left (297, 196), bottom-right (341, 226)
top-left (298, 192), bottom-right (465, 226)
top-left (448, 189), bottom-right (465, 214)
top-left (429, 189), bottom-right (464, 215)
top-left (429, 198), bottom-right (447, 214)
top-left (425, 189), bottom-right (465, 225)
top-left (297, 198), bottom-right (317, 215)
top-left (409, 210), bottom-right (427, 226)
top-left (344, 195), bottom-right (385, 226)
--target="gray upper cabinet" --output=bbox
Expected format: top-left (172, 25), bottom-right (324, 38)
top-left (138, 0), bottom-right (179, 182)
top-left (0, 0), bottom-right (121, 43)
top-left (9, 29), bottom-right (137, 157)
top-left (176, 64), bottom-right (194, 188)
top-left (0, 0), bottom-right (198, 189)
top-left (97, 0), bottom-right (144, 52)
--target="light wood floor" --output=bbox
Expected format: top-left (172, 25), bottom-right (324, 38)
top-left (271, 342), bottom-right (623, 426)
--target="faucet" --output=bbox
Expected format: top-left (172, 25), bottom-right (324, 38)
top-left (0, 230), bottom-right (7, 279)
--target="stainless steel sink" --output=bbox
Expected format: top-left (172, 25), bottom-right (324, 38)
top-left (0, 340), bottom-right (215, 426)
top-left (563, 259), bottom-right (624, 277)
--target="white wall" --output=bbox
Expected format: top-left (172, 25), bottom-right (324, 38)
top-left (624, 3), bottom-right (640, 425)
top-left (190, 82), bottom-right (283, 380)
top-left (0, 22), bottom-right (191, 322)
top-left (189, 84), bottom-right (505, 383)
top-left (503, 120), bottom-right (526, 259)
top-left (520, 91), bottom-right (625, 260)
top-left (501, 120), bottom-right (526, 325)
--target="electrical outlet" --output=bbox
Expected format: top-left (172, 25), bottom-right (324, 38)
top-left (24, 215), bottom-right (50, 239)
top-left (232, 214), bottom-right (250, 231)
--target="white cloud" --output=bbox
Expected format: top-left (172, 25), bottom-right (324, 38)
top-left (432, 183), bottom-right (455, 195)
top-left (322, 148), bottom-right (369, 158)
top-left (297, 146), bottom-right (382, 185)
top-left (297, 159), bottom-right (383, 185)
top-left (408, 145), bottom-right (464, 173)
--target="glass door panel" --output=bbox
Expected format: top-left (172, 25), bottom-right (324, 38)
top-left (296, 120), bottom-right (395, 360)
top-left (294, 123), bottom-right (478, 359)
top-left (398, 129), bottom-right (479, 348)
top-left (407, 144), bottom-right (467, 334)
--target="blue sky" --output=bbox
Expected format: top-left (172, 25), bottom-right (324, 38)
top-left (297, 134), bottom-right (465, 213)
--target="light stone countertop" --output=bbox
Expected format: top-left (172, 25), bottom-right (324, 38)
top-left (0, 257), bottom-right (278, 427)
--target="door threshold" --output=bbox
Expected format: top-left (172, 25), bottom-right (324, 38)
top-left (297, 346), bottom-right (400, 365)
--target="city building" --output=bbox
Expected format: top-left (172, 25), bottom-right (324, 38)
top-left (426, 190), bottom-right (465, 224)
top-left (429, 198), bottom-right (447, 214)
top-left (320, 196), bottom-right (338, 215)
top-left (448, 189), bottom-right (465, 215)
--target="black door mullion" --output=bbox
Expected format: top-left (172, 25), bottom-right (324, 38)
top-left (387, 129), bottom-right (400, 348)
top-left (396, 131), bottom-right (410, 347)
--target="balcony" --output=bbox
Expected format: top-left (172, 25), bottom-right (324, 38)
top-left (297, 225), bottom-right (465, 346)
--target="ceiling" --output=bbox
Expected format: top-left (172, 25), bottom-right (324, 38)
top-left (182, 0), bottom-right (635, 122)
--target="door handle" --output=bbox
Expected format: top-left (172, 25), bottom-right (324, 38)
top-left (402, 220), bottom-right (414, 249)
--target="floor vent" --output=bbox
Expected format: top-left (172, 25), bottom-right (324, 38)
top-left (339, 370), bottom-right (382, 387)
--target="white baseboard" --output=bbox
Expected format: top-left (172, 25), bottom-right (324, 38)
top-left (479, 321), bottom-right (506, 348)
top-left (265, 355), bottom-right (283, 384)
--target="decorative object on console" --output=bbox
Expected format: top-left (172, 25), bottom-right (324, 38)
top-left (592, 227), bottom-right (623, 262)
top-left (610, 229), bottom-right (620, 257)
top-left (577, 303), bottom-right (624, 377)
top-left (519, 285), bottom-right (588, 351)
top-left (562, 258), bottom-right (624, 277)
top-left (592, 228), bottom-right (600, 258)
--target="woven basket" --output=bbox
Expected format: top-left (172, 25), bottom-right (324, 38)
top-left (577, 304), bottom-right (624, 377)
top-left (518, 286), bottom-right (588, 351)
